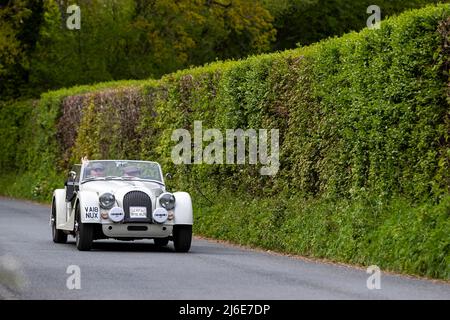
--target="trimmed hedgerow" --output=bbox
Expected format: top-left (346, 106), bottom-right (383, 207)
top-left (1, 5), bottom-right (449, 278)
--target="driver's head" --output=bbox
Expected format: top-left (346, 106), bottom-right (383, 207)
top-left (123, 166), bottom-right (141, 177)
top-left (89, 162), bottom-right (105, 177)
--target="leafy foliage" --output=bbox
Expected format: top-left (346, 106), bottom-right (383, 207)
top-left (263, 0), bottom-right (447, 49)
top-left (1, 4), bottom-right (450, 278)
top-left (1, 0), bottom-right (446, 100)
top-left (1, 0), bottom-right (275, 99)
top-left (0, 0), bottom-right (43, 99)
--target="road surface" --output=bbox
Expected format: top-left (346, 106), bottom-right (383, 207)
top-left (0, 198), bottom-right (449, 300)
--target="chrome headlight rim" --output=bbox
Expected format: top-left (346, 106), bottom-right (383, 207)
top-left (99, 192), bottom-right (115, 209)
top-left (159, 192), bottom-right (175, 210)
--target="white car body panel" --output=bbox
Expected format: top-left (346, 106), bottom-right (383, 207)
top-left (173, 192), bottom-right (193, 225)
top-left (52, 189), bottom-right (66, 228)
top-left (79, 191), bottom-right (101, 223)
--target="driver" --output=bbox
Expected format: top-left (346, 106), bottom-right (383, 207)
top-left (88, 162), bottom-right (106, 177)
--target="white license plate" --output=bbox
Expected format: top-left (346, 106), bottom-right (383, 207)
top-left (129, 206), bottom-right (147, 218)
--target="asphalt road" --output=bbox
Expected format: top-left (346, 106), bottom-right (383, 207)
top-left (0, 198), bottom-right (449, 300)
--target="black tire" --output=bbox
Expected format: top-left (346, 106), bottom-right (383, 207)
top-left (154, 237), bottom-right (169, 247)
top-left (51, 200), bottom-right (67, 244)
top-left (173, 225), bottom-right (192, 253)
top-left (75, 206), bottom-right (93, 251)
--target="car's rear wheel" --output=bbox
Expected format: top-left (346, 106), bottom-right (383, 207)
top-left (75, 206), bottom-right (93, 251)
top-left (173, 225), bottom-right (192, 252)
top-left (52, 199), bottom-right (67, 244)
top-left (154, 237), bottom-right (169, 247)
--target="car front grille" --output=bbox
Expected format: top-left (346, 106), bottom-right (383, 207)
top-left (123, 191), bottom-right (152, 223)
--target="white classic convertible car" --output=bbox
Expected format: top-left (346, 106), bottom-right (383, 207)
top-left (51, 160), bottom-right (193, 252)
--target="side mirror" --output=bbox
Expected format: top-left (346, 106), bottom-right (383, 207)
top-left (165, 173), bottom-right (173, 180)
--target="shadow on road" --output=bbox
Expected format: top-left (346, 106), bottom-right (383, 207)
top-left (64, 240), bottom-right (175, 253)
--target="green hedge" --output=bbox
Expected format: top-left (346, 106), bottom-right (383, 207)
top-left (1, 5), bottom-right (449, 278)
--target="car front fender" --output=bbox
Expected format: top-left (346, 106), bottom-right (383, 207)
top-left (173, 192), bottom-right (193, 225)
top-left (52, 189), bottom-right (66, 227)
top-left (78, 191), bottom-right (101, 223)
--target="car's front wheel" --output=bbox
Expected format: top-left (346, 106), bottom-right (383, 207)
top-left (75, 206), bottom-right (93, 251)
top-left (173, 225), bottom-right (192, 252)
top-left (51, 200), bottom-right (67, 244)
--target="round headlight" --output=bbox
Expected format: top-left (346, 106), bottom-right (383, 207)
top-left (159, 193), bottom-right (175, 210)
top-left (99, 193), bottom-right (115, 209)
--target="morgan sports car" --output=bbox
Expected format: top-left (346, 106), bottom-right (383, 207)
top-left (51, 160), bottom-right (193, 252)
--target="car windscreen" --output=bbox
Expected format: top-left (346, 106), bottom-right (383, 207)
top-left (81, 160), bottom-right (162, 183)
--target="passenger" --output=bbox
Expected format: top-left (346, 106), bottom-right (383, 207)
top-left (123, 166), bottom-right (141, 177)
